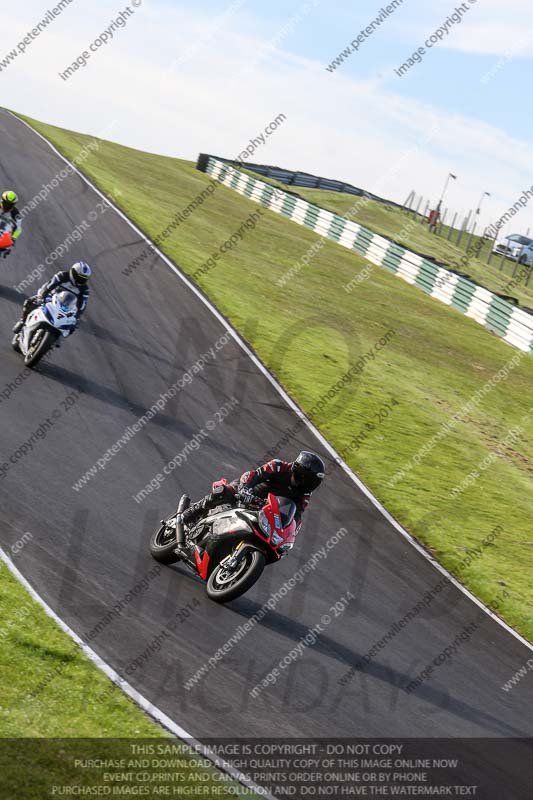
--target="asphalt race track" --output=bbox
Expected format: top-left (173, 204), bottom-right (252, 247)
top-left (0, 110), bottom-right (532, 756)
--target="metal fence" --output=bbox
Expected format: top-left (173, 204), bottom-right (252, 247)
top-left (196, 153), bottom-right (409, 212)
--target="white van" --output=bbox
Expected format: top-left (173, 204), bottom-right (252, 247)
top-left (516, 239), bottom-right (533, 266)
top-left (492, 233), bottom-right (533, 260)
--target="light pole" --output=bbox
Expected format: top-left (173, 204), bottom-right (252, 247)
top-left (437, 172), bottom-right (457, 212)
top-left (476, 191), bottom-right (491, 222)
top-left (473, 191), bottom-right (491, 237)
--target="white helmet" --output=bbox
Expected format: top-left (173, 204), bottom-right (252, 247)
top-left (70, 261), bottom-right (92, 285)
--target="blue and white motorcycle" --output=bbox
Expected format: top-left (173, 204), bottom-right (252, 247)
top-left (12, 291), bottom-right (78, 368)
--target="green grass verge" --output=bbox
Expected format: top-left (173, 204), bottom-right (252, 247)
top-left (14, 114), bottom-right (533, 650)
top-left (0, 561), bottom-right (255, 796)
top-left (0, 562), bottom-right (162, 737)
top-left (236, 167), bottom-right (533, 309)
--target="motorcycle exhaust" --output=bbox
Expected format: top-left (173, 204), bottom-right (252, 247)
top-left (175, 494), bottom-right (190, 546)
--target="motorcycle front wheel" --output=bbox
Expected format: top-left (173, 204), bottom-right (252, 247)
top-left (25, 329), bottom-right (59, 368)
top-left (206, 548), bottom-right (265, 603)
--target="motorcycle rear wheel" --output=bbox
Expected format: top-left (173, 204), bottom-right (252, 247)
top-left (150, 521), bottom-right (179, 565)
top-left (206, 548), bottom-right (265, 603)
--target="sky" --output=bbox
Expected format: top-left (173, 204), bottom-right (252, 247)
top-left (3, 0), bottom-right (533, 236)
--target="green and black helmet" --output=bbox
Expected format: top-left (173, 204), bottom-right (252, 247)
top-left (1, 191), bottom-right (18, 209)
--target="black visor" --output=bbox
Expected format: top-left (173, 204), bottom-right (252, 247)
top-left (293, 463), bottom-right (322, 492)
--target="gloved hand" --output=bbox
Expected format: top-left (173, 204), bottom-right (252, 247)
top-left (1, 249), bottom-right (10, 259)
top-left (238, 488), bottom-right (263, 509)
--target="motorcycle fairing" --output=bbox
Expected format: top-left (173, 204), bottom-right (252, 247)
top-left (191, 507), bottom-right (257, 575)
top-left (194, 549), bottom-right (210, 580)
top-left (19, 294), bottom-right (77, 356)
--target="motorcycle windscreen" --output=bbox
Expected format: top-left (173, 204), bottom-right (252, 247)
top-left (276, 497), bottom-right (297, 527)
top-left (56, 290), bottom-right (78, 313)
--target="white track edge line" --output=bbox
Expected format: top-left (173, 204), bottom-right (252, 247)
top-left (0, 548), bottom-right (276, 800)
top-left (8, 110), bottom-right (532, 657)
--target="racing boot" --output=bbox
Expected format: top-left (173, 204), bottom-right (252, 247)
top-left (179, 500), bottom-right (205, 529)
top-left (13, 300), bottom-right (33, 333)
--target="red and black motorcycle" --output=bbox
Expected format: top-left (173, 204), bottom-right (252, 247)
top-left (150, 480), bottom-right (297, 603)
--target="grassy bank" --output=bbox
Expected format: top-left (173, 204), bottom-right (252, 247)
top-left (238, 168), bottom-right (533, 309)
top-left (16, 113), bottom-right (533, 650)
